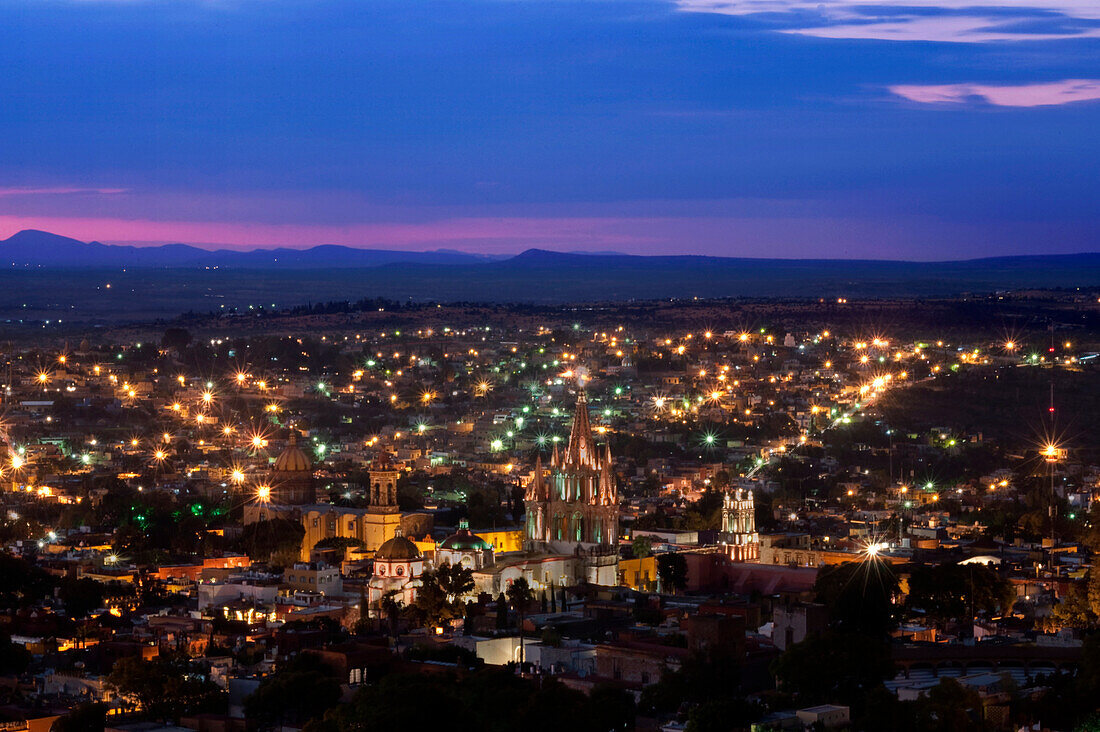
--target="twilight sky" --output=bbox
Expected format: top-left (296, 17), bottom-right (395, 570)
top-left (2, 0), bottom-right (1099, 258)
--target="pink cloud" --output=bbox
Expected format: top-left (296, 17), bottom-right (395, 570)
top-left (889, 79), bottom-right (1100, 107)
top-left (0, 186), bottom-right (128, 197)
top-left (676, 1), bottom-right (1100, 42)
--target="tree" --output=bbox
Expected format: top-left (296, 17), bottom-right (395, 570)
top-left (814, 560), bottom-right (899, 637)
top-left (106, 655), bottom-right (224, 722)
top-left (379, 590), bottom-right (402, 639)
top-left (1089, 569), bottom-right (1100, 618)
top-left (631, 534), bottom-right (653, 559)
top-left (409, 564), bottom-right (475, 629)
top-left (437, 563), bottom-right (475, 606)
top-left (59, 577), bottom-right (105, 620)
top-left (237, 518), bottom-right (305, 564)
top-left (0, 553), bottom-right (55, 611)
top-left (657, 553), bottom-right (688, 594)
top-left (911, 678), bottom-right (989, 732)
top-left (495, 592), bottom-right (509, 630)
top-left (51, 702), bottom-right (107, 732)
top-left (771, 631), bottom-right (894, 705)
top-left (907, 563), bottom-right (1013, 629)
top-left (686, 697), bottom-right (763, 732)
top-left (507, 578), bottom-right (533, 664)
top-left (313, 536), bottom-right (364, 561)
top-left (0, 633), bottom-right (31, 676)
top-left (245, 654), bottom-right (342, 730)
top-left (1047, 581), bottom-right (1096, 630)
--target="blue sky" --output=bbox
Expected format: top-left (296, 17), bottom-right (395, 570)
top-left (1, 0), bottom-right (1098, 258)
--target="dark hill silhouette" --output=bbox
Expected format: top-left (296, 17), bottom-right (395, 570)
top-left (0, 230), bottom-right (1098, 318)
top-left (0, 229), bottom-right (494, 268)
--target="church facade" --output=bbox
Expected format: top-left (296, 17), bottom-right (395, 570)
top-left (244, 445), bottom-right (406, 561)
top-left (720, 487), bottom-right (760, 561)
top-left (522, 392), bottom-right (619, 585)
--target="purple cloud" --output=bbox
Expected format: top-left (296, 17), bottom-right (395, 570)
top-left (0, 186), bottom-right (127, 197)
top-left (890, 79), bottom-right (1100, 107)
top-left (676, 0), bottom-right (1100, 42)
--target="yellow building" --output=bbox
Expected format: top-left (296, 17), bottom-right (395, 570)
top-left (474, 527), bottom-right (524, 553)
top-left (619, 555), bottom-right (658, 591)
top-left (299, 505), bottom-right (403, 561)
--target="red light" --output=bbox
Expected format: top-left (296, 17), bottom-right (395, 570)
top-left (1049, 347), bottom-right (1056, 352)
top-left (1049, 407), bottom-right (1056, 413)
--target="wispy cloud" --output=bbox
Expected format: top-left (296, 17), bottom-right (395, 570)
top-left (0, 186), bottom-right (127, 197)
top-left (889, 79), bottom-right (1100, 107)
top-left (676, 0), bottom-right (1100, 42)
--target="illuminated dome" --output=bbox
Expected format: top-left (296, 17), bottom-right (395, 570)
top-left (273, 432), bottom-right (311, 473)
top-left (376, 532), bottom-right (421, 561)
top-left (439, 520), bottom-right (491, 552)
top-left (268, 431), bottom-right (315, 505)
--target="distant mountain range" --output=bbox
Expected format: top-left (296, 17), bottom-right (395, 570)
top-left (0, 229), bottom-right (499, 268)
top-left (1, 229), bottom-right (1099, 316)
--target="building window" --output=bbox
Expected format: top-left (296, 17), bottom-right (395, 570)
top-left (396, 565), bottom-right (405, 576)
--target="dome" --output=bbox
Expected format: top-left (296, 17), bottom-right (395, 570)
top-left (273, 432), bottom-right (311, 473)
top-left (439, 520), bottom-right (491, 552)
top-left (376, 533), bottom-right (421, 561)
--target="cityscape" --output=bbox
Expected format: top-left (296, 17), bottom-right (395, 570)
top-left (0, 294), bottom-right (1096, 731)
top-left (4, 0), bottom-right (1100, 731)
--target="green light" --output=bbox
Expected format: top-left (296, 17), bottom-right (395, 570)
top-left (515, 417), bottom-right (525, 428)
top-left (491, 439), bottom-right (504, 451)
top-left (614, 387), bottom-right (623, 395)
